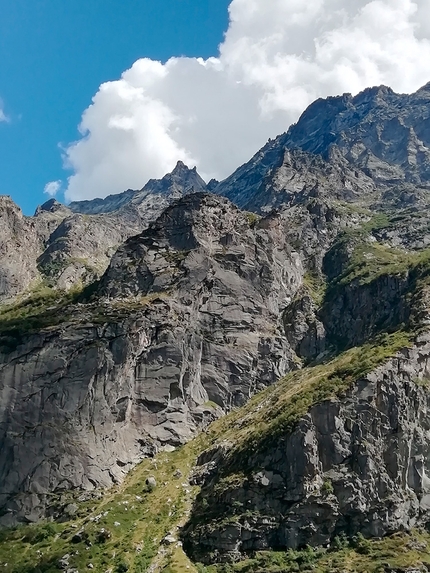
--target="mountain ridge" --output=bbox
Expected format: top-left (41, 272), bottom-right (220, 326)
top-left (2, 81), bottom-right (430, 572)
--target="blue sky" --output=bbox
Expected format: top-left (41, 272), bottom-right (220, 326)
top-left (1, 0), bottom-right (429, 215)
top-left (0, 0), bottom-right (230, 214)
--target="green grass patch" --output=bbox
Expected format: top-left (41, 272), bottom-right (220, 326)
top-left (197, 530), bottom-right (430, 573)
top-left (199, 329), bottom-right (412, 477)
top-left (0, 283), bottom-right (168, 353)
top-left (0, 439), bottom-right (206, 573)
top-left (0, 325), bottom-right (421, 572)
top-left (302, 272), bottom-right (327, 305)
top-left (244, 212), bottom-right (260, 228)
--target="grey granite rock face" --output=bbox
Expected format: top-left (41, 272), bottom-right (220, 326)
top-left (184, 334), bottom-right (430, 562)
top-left (1, 81), bottom-right (430, 547)
top-left (0, 197), bottom-right (70, 301)
top-left (0, 193), bottom-right (306, 525)
top-left (39, 162), bottom-right (208, 291)
top-left (69, 160), bottom-right (207, 215)
top-left (0, 162), bottom-right (207, 297)
top-left (215, 83), bottom-right (430, 214)
top-left (283, 290), bottom-right (326, 361)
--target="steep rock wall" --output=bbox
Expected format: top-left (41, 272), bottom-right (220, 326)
top-left (184, 333), bottom-right (430, 562)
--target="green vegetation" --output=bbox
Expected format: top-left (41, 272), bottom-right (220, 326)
top-left (185, 329), bottom-right (413, 535)
top-left (244, 212), bottom-right (260, 227)
top-left (2, 204), bottom-right (430, 571)
top-left (163, 250), bottom-right (191, 265)
top-left (329, 238), bottom-right (430, 290)
top-left (361, 212), bottom-right (391, 233)
top-left (0, 283), bottom-right (84, 351)
top-left (0, 439), bottom-right (207, 573)
top-left (302, 271), bottom-right (327, 305)
top-left (39, 256), bottom-right (104, 284)
top-left (208, 330), bottom-right (412, 472)
top-left (0, 284), bottom-right (166, 352)
top-left (0, 324), bottom-right (419, 572)
top-left (197, 530), bottom-right (430, 572)
top-left (333, 202), bottom-right (391, 233)
top-left (321, 478), bottom-right (334, 496)
top-left (323, 205), bottom-right (430, 294)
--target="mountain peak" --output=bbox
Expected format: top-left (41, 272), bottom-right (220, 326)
top-left (34, 198), bottom-right (67, 216)
top-left (415, 81), bottom-right (430, 95)
top-left (170, 160), bottom-right (197, 176)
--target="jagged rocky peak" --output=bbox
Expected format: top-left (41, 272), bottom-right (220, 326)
top-left (99, 192), bottom-right (300, 299)
top-left (415, 80), bottom-right (430, 95)
top-left (34, 197), bottom-right (69, 215)
top-left (0, 196), bottom-right (42, 300)
top-left (170, 159), bottom-right (197, 176)
top-left (0, 192), bottom-right (308, 525)
top-left (3, 79), bottom-right (430, 571)
top-left (69, 160), bottom-right (207, 215)
top-left (0, 163), bottom-right (209, 296)
top-left (216, 81), bottom-right (430, 212)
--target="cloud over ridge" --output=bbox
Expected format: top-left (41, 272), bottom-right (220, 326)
top-left (64, 0), bottom-right (430, 202)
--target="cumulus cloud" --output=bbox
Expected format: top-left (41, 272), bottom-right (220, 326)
top-left (44, 180), bottom-right (62, 197)
top-left (63, 0), bottom-right (430, 202)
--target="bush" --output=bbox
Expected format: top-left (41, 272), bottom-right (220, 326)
top-left (23, 523), bottom-right (57, 544)
top-left (321, 479), bottom-right (334, 496)
top-left (332, 533), bottom-right (349, 551)
top-left (353, 532), bottom-right (372, 555)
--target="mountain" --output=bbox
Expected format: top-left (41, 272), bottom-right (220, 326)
top-left (216, 83), bottom-right (430, 213)
top-left (68, 160), bottom-right (207, 215)
top-left (0, 162), bottom-right (206, 300)
top-left (1, 83), bottom-right (430, 573)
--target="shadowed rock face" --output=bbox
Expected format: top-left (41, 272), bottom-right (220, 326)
top-left (1, 81), bottom-right (430, 549)
top-left (216, 83), bottom-right (430, 213)
top-left (0, 193), bottom-right (307, 525)
top-left (38, 162), bottom-right (208, 292)
top-left (68, 160), bottom-right (207, 215)
top-left (184, 336), bottom-right (430, 563)
top-left (0, 197), bottom-right (70, 301)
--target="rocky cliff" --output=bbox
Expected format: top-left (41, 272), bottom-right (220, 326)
top-left (1, 82), bottom-right (430, 573)
top-left (184, 332), bottom-right (430, 562)
top-left (216, 83), bottom-right (430, 214)
top-left (0, 162), bottom-right (206, 299)
top-left (0, 192), bottom-right (316, 525)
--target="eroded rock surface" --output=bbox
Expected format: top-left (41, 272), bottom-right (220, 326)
top-left (184, 334), bottom-right (430, 562)
top-left (0, 193), bottom-right (306, 525)
top-left (0, 162), bottom-right (207, 298)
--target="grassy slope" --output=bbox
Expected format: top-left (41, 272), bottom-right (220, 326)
top-left (199, 531), bottom-right (430, 573)
top-left (1, 209), bottom-right (430, 571)
top-left (0, 328), bottom-right (416, 573)
top-left (0, 439), bottom-right (207, 573)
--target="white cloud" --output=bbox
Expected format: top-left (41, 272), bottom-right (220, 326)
top-left (64, 0), bottom-right (430, 202)
top-left (44, 180), bottom-right (62, 197)
top-left (0, 99), bottom-right (9, 123)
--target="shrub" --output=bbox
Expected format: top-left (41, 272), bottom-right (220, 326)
top-left (353, 532), bottom-right (372, 555)
top-left (321, 478), bottom-right (334, 496)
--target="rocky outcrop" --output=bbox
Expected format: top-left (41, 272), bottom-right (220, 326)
top-left (0, 193), bottom-right (305, 525)
top-left (0, 163), bottom-right (208, 296)
top-left (216, 83), bottom-right (430, 214)
top-left (0, 197), bottom-right (70, 301)
top-left (38, 162), bottom-right (208, 290)
top-left (2, 81), bottom-right (430, 559)
top-left (184, 333), bottom-right (430, 563)
top-left (283, 291), bottom-right (326, 361)
top-left (215, 145), bottom-right (376, 214)
top-left (69, 160), bottom-right (207, 215)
